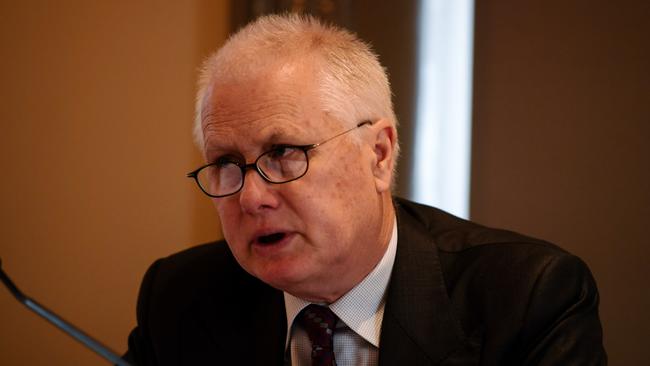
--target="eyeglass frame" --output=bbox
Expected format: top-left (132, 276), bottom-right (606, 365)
top-left (187, 120), bottom-right (374, 198)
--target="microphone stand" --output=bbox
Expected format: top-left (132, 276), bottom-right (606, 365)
top-left (0, 258), bottom-right (132, 366)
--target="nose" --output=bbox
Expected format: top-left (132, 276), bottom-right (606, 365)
top-left (238, 168), bottom-right (280, 215)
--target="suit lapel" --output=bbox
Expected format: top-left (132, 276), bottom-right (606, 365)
top-left (378, 203), bottom-right (470, 365)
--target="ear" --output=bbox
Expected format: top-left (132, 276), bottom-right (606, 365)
top-left (369, 119), bottom-right (397, 193)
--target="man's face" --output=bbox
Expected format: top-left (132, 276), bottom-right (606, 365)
top-left (200, 63), bottom-right (388, 301)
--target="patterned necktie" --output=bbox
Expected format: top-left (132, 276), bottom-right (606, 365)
top-left (298, 304), bottom-right (338, 366)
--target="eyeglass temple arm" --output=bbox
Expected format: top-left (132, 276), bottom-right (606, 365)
top-left (308, 120), bottom-right (374, 150)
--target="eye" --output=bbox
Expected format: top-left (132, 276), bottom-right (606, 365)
top-left (215, 155), bottom-right (241, 167)
top-left (266, 145), bottom-right (297, 160)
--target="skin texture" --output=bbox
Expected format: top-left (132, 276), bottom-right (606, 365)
top-left (200, 61), bottom-right (397, 303)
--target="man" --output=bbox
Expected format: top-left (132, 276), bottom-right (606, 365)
top-left (124, 14), bottom-right (606, 365)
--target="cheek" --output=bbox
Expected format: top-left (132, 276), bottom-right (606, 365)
top-left (328, 154), bottom-right (368, 195)
top-left (300, 162), bottom-right (373, 233)
top-left (213, 200), bottom-right (242, 242)
top-left (334, 158), bottom-right (374, 201)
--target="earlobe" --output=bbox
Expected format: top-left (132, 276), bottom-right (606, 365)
top-left (370, 120), bottom-right (396, 193)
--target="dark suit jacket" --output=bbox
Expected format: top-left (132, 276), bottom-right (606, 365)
top-left (123, 198), bottom-right (606, 365)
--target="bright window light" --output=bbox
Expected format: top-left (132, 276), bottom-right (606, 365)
top-left (412, 0), bottom-right (474, 218)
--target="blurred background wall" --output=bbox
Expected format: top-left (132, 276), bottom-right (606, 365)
top-left (0, 1), bottom-right (227, 364)
top-left (1, 0), bottom-right (648, 365)
top-left (471, 1), bottom-right (649, 363)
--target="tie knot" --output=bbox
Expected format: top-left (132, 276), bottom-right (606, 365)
top-left (299, 304), bottom-right (337, 338)
top-left (298, 304), bottom-right (338, 365)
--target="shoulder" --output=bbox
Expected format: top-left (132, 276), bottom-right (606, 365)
top-left (134, 241), bottom-right (269, 324)
top-left (393, 197), bottom-right (577, 276)
top-left (394, 196), bottom-right (557, 251)
top-left (393, 197), bottom-right (593, 300)
top-left (392, 197), bottom-right (604, 362)
top-left (126, 242), bottom-right (285, 364)
top-left (140, 242), bottom-right (240, 303)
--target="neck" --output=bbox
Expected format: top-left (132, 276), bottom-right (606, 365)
top-left (294, 194), bottom-right (396, 304)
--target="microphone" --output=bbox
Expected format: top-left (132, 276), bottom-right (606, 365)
top-left (0, 257), bottom-right (132, 366)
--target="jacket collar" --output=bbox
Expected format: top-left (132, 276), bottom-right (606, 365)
top-left (379, 200), bottom-right (470, 365)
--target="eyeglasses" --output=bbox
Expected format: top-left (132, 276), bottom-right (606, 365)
top-left (187, 120), bottom-right (373, 198)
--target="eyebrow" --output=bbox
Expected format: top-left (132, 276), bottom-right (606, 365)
top-left (204, 124), bottom-right (306, 159)
top-left (264, 125), bottom-right (300, 143)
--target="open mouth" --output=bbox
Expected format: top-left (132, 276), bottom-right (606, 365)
top-left (257, 232), bottom-right (287, 245)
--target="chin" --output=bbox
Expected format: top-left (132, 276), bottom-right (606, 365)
top-left (253, 261), bottom-right (311, 293)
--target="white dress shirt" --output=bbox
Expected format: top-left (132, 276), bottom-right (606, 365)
top-left (284, 219), bottom-right (398, 366)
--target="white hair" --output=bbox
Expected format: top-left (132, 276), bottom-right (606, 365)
top-left (194, 13), bottom-right (399, 158)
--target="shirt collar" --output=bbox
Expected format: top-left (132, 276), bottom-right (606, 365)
top-left (284, 217), bottom-right (398, 348)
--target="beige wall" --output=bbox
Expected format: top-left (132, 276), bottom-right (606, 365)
top-left (0, 1), bottom-right (228, 364)
top-left (471, 1), bottom-right (650, 364)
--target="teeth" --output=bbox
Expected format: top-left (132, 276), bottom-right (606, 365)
top-left (258, 232), bottom-right (285, 244)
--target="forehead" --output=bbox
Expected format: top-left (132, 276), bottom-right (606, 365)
top-left (201, 63), bottom-right (331, 153)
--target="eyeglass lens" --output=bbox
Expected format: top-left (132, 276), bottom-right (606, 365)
top-left (196, 147), bottom-right (309, 197)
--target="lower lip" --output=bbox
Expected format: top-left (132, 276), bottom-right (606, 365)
top-left (251, 233), bottom-right (295, 256)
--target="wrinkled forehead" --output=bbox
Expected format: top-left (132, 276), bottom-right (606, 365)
top-left (202, 61), bottom-right (317, 121)
top-left (200, 64), bottom-right (333, 155)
